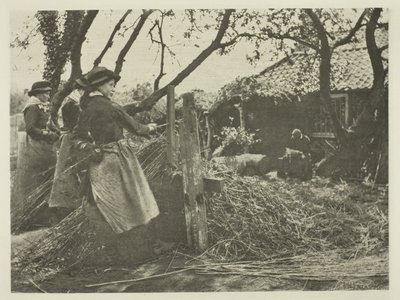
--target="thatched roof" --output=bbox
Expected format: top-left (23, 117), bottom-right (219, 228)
top-left (135, 89), bottom-right (217, 123)
top-left (210, 29), bottom-right (388, 114)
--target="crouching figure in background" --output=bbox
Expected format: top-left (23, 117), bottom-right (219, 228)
top-left (277, 129), bottom-right (312, 181)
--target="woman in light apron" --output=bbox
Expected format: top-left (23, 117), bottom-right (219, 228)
top-left (73, 67), bottom-right (159, 235)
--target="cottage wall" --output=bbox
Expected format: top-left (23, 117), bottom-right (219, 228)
top-left (211, 96), bottom-right (304, 157)
top-left (210, 90), bottom-right (370, 159)
top-left (244, 97), bottom-right (301, 156)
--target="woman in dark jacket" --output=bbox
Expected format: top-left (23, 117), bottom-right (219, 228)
top-left (12, 81), bottom-right (59, 218)
top-left (74, 67), bottom-right (159, 235)
top-left (24, 81), bottom-right (59, 143)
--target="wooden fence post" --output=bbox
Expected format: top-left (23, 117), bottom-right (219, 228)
top-left (204, 111), bottom-right (212, 160)
top-left (234, 95), bottom-right (249, 153)
top-left (166, 85), bottom-right (176, 165)
top-left (239, 108), bottom-right (245, 130)
top-left (179, 93), bottom-right (208, 252)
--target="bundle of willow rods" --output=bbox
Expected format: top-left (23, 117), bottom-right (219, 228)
top-left (136, 135), bottom-right (168, 181)
top-left (14, 206), bottom-right (94, 281)
top-left (14, 136), bottom-right (168, 281)
top-left (11, 167), bottom-right (55, 234)
top-left (185, 250), bottom-right (388, 281)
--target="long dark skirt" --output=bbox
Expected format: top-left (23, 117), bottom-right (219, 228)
top-left (11, 132), bottom-right (56, 213)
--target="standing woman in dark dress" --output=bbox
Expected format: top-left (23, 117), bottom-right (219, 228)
top-left (73, 67), bottom-right (159, 235)
top-left (12, 81), bottom-right (59, 215)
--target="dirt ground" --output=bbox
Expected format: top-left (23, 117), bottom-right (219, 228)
top-left (11, 245), bottom-right (388, 293)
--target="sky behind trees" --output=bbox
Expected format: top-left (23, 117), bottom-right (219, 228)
top-left (10, 10), bottom-right (279, 94)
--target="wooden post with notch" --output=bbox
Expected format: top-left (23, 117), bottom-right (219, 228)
top-left (166, 85), bottom-right (176, 165)
top-left (232, 95), bottom-right (245, 130)
top-left (204, 111), bottom-right (212, 160)
top-left (233, 95), bottom-right (248, 153)
top-left (179, 93), bottom-right (208, 252)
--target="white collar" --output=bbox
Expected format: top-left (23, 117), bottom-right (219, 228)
top-left (23, 96), bottom-right (48, 112)
top-left (89, 91), bottom-right (104, 97)
top-left (68, 89), bottom-right (82, 103)
top-left (29, 96), bottom-right (43, 104)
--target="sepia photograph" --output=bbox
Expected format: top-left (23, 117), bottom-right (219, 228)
top-left (6, 4), bottom-right (393, 294)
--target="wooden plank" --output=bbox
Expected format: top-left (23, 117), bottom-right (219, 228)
top-left (234, 96), bottom-right (248, 153)
top-left (238, 106), bottom-right (245, 130)
top-left (10, 115), bottom-right (18, 154)
top-left (344, 94), bottom-right (350, 127)
top-left (198, 117), bottom-right (207, 159)
top-left (203, 177), bottom-right (224, 193)
top-left (233, 96), bottom-right (245, 130)
top-left (166, 85), bottom-right (176, 165)
top-left (309, 132), bottom-right (335, 139)
top-left (179, 92), bottom-right (208, 252)
top-left (204, 111), bottom-right (212, 160)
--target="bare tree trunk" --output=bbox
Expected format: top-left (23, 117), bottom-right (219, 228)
top-left (153, 18), bottom-right (166, 91)
top-left (349, 8), bottom-right (387, 181)
top-left (123, 9), bottom-right (235, 115)
top-left (50, 10), bottom-right (98, 123)
top-left (114, 10), bottom-right (154, 76)
top-left (315, 8), bottom-right (388, 181)
top-left (124, 43), bottom-right (219, 115)
top-left (352, 8), bottom-right (386, 135)
top-left (305, 9), bottom-right (347, 144)
top-left (37, 11), bottom-right (84, 93)
top-left (94, 10), bottom-right (132, 67)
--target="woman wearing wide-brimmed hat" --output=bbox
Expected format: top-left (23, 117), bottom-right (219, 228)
top-left (24, 81), bottom-right (59, 142)
top-left (73, 66), bottom-right (159, 236)
top-left (12, 81), bottom-right (59, 224)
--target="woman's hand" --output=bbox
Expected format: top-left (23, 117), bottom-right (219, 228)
top-left (91, 146), bottom-right (103, 163)
top-left (76, 141), bottom-right (103, 163)
top-left (147, 123), bottom-right (157, 133)
top-left (43, 130), bottom-right (60, 143)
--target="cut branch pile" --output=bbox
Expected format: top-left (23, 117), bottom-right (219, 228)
top-left (204, 161), bottom-right (388, 260)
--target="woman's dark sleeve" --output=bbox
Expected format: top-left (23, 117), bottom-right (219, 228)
top-left (71, 112), bottom-right (99, 165)
top-left (61, 100), bottom-right (80, 131)
top-left (72, 111), bottom-right (93, 143)
top-left (24, 106), bottom-right (48, 141)
top-left (303, 136), bottom-right (311, 154)
top-left (114, 104), bottom-right (150, 136)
